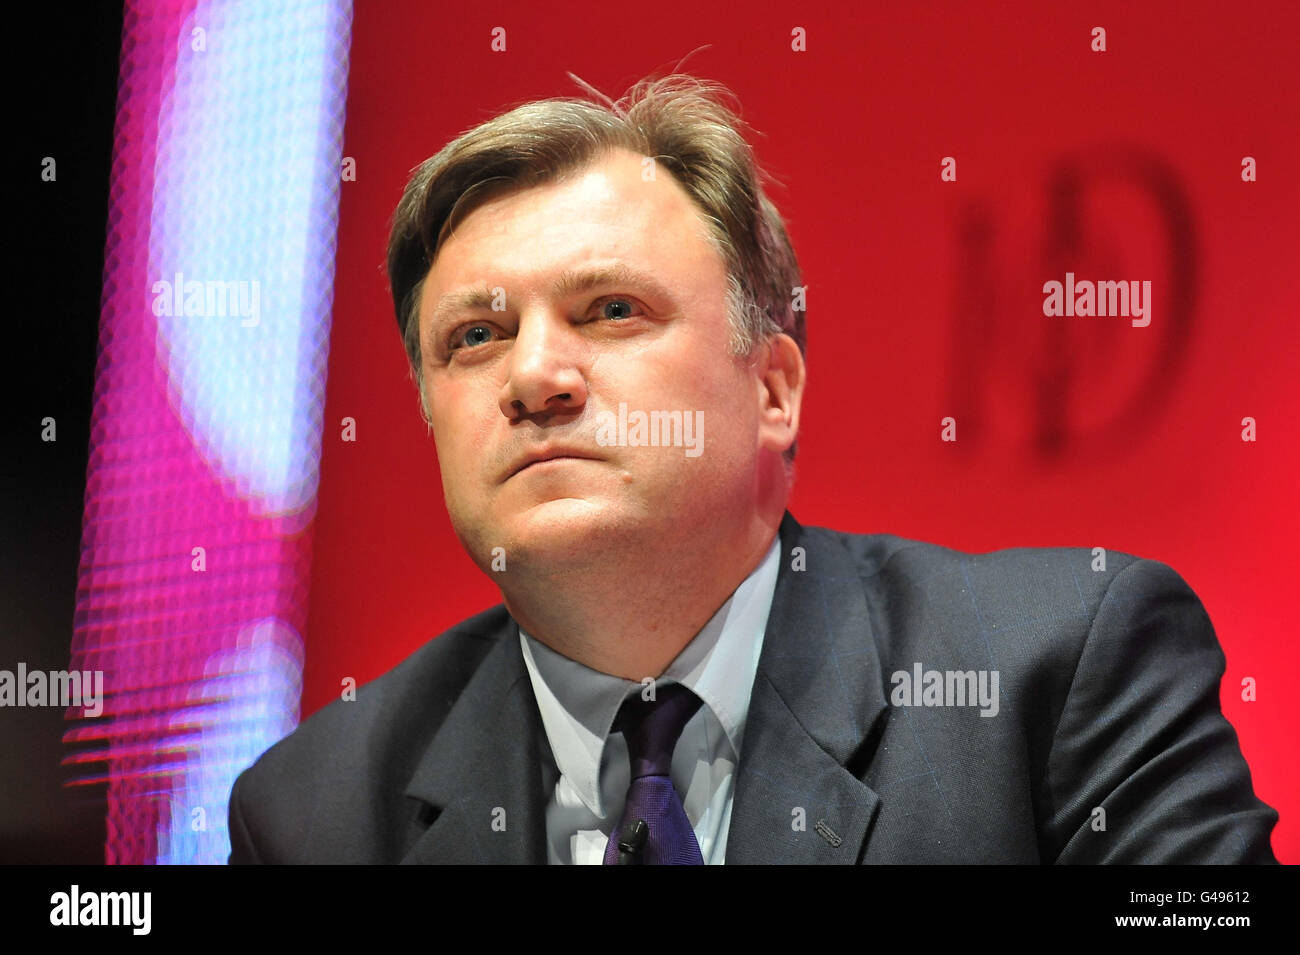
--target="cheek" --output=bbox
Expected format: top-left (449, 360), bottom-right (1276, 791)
top-left (430, 387), bottom-right (502, 488)
top-left (681, 356), bottom-right (754, 419)
top-left (429, 417), bottom-right (470, 484)
top-left (434, 426), bottom-right (478, 482)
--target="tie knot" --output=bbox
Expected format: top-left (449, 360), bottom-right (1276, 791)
top-left (614, 682), bottom-right (702, 780)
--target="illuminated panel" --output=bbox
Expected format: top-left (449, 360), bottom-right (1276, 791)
top-left (67, 0), bottom-right (352, 864)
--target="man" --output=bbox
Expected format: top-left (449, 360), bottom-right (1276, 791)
top-left (228, 74), bottom-right (1278, 864)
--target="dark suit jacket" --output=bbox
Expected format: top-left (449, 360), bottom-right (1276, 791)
top-left (228, 511), bottom-right (1278, 863)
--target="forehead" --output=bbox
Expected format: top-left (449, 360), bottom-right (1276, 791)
top-left (420, 149), bottom-right (722, 306)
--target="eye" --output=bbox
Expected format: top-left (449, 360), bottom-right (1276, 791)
top-left (590, 297), bottom-right (643, 321)
top-left (448, 323), bottom-right (498, 351)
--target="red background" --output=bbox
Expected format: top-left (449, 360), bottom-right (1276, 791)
top-left (307, 0), bottom-right (1298, 861)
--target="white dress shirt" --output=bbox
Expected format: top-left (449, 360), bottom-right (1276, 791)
top-left (518, 534), bottom-right (781, 864)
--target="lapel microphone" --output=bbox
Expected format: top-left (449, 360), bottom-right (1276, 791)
top-left (617, 819), bottom-right (649, 865)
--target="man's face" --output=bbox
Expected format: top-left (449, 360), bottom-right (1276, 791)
top-left (417, 147), bottom-right (771, 574)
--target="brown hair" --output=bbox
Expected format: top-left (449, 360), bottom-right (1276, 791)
top-left (386, 72), bottom-right (805, 458)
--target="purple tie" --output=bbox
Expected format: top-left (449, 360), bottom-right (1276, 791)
top-left (602, 682), bottom-right (705, 865)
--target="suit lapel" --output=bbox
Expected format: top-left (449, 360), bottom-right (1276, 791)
top-left (727, 512), bottom-right (889, 863)
top-left (400, 626), bottom-right (548, 864)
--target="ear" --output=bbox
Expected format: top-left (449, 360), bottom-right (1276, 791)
top-left (754, 333), bottom-right (804, 456)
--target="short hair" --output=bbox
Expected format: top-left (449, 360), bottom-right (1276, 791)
top-left (386, 72), bottom-right (805, 460)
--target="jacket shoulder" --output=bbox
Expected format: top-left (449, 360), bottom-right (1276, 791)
top-left (814, 522), bottom-right (1141, 585)
top-left (798, 520), bottom-right (1276, 862)
top-left (228, 604), bottom-right (512, 863)
top-left (810, 520), bottom-right (1162, 705)
top-left (806, 521), bottom-right (1145, 625)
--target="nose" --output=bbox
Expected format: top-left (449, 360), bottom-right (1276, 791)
top-left (498, 306), bottom-right (588, 421)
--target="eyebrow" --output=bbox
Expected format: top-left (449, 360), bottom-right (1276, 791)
top-left (424, 263), bottom-right (675, 348)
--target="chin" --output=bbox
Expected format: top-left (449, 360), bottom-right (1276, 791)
top-left (473, 497), bottom-right (651, 571)
top-left (515, 496), bottom-right (629, 540)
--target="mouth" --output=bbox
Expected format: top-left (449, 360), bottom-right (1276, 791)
top-left (505, 449), bottom-right (604, 481)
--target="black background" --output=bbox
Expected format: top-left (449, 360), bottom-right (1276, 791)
top-left (3, 3), bottom-right (124, 864)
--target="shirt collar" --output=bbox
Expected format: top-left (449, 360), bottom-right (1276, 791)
top-left (518, 533), bottom-right (782, 817)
